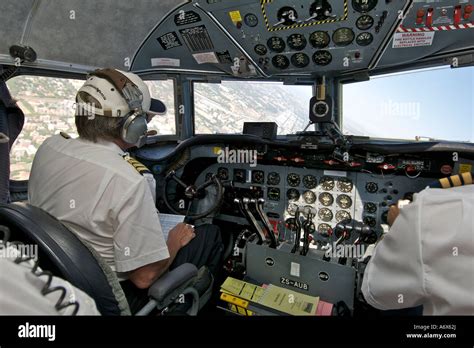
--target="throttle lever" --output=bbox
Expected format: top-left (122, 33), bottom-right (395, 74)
top-left (254, 198), bottom-right (278, 248)
top-left (301, 210), bottom-right (315, 256)
top-left (235, 198), bottom-right (267, 244)
top-left (291, 208), bottom-right (302, 254)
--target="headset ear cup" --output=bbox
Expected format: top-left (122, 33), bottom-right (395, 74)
top-left (122, 114), bottom-right (148, 145)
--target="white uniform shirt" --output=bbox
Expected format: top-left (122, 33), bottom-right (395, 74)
top-left (362, 185), bottom-right (474, 315)
top-left (28, 135), bottom-right (169, 280)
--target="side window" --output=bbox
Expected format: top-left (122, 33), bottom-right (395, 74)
top-left (6, 76), bottom-right (84, 181)
top-left (144, 80), bottom-right (176, 135)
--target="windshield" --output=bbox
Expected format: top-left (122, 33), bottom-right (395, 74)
top-left (343, 66), bottom-right (474, 143)
top-left (194, 81), bottom-right (313, 135)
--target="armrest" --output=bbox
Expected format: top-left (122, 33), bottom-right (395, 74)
top-left (147, 263), bottom-right (198, 303)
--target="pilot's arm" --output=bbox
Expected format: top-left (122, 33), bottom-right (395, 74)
top-left (113, 176), bottom-right (195, 289)
top-left (362, 198), bottom-right (427, 310)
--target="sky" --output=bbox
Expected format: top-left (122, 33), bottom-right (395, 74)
top-left (343, 66), bottom-right (474, 142)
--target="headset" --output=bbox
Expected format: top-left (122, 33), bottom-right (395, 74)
top-left (89, 68), bottom-right (149, 148)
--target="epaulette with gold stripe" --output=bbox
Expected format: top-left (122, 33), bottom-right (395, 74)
top-left (432, 172), bottom-right (473, 189)
top-left (123, 156), bottom-right (151, 176)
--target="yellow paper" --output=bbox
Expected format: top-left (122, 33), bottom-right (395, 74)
top-left (229, 10), bottom-right (242, 23)
top-left (459, 164), bottom-right (472, 174)
top-left (220, 277), bottom-right (265, 302)
top-left (258, 285), bottom-right (319, 316)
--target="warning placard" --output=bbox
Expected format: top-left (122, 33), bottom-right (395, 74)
top-left (392, 32), bottom-right (435, 48)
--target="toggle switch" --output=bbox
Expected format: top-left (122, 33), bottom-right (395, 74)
top-left (464, 4), bottom-right (473, 20)
top-left (454, 5), bottom-right (462, 25)
top-left (426, 8), bottom-right (434, 27)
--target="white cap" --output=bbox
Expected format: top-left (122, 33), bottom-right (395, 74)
top-left (75, 69), bottom-right (166, 118)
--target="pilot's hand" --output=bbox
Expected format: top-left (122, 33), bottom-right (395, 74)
top-left (167, 223), bottom-right (196, 249)
top-left (387, 199), bottom-right (410, 227)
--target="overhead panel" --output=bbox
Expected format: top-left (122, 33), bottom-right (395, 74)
top-left (132, 0), bottom-right (412, 77)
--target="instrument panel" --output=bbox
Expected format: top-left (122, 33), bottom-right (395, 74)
top-left (197, 163), bottom-right (434, 247)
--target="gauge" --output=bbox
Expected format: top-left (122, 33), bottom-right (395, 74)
top-left (277, 6), bottom-right (298, 26)
top-left (352, 0), bottom-right (378, 13)
top-left (309, 0), bottom-right (332, 21)
top-left (335, 210), bottom-right (351, 222)
top-left (356, 32), bottom-right (374, 46)
top-left (337, 178), bottom-right (353, 193)
top-left (336, 194), bottom-right (353, 209)
top-left (312, 50), bottom-right (332, 66)
top-left (333, 28), bottom-right (355, 47)
top-left (319, 192), bottom-right (334, 206)
top-left (267, 37), bottom-right (286, 53)
top-left (267, 187), bottom-right (281, 201)
top-left (287, 173), bottom-right (301, 187)
top-left (364, 202), bottom-right (377, 214)
top-left (244, 13), bottom-right (259, 27)
top-left (319, 176), bottom-right (335, 191)
top-left (318, 223), bottom-right (332, 237)
top-left (217, 167), bottom-right (229, 180)
top-left (318, 208), bottom-right (333, 222)
top-left (251, 170), bottom-right (264, 184)
top-left (267, 172), bottom-right (281, 185)
top-left (291, 53), bottom-right (310, 68)
top-left (233, 169), bottom-right (247, 183)
top-left (301, 205), bottom-right (316, 218)
top-left (365, 182), bottom-right (379, 193)
top-left (303, 191), bottom-right (317, 204)
top-left (254, 44), bottom-right (268, 56)
top-left (364, 216), bottom-right (377, 228)
top-left (287, 203), bottom-right (299, 216)
top-left (272, 55), bottom-right (290, 70)
top-left (287, 188), bottom-right (300, 201)
top-left (309, 31), bottom-right (330, 49)
top-left (356, 15), bottom-right (374, 30)
top-left (303, 175), bottom-right (317, 189)
top-left (287, 33), bottom-right (307, 51)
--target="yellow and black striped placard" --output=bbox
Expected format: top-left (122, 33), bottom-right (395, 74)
top-left (260, 0), bottom-right (349, 32)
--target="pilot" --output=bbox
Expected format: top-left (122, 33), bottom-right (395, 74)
top-left (28, 68), bottom-right (223, 313)
top-left (362, 173), bottom-right (474, 315)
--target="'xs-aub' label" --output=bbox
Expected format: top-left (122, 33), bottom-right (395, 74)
top-left (280, 277), bottom-right (309, 291)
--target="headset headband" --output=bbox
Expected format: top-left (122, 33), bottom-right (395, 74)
top-left (89, 69), bottom-right (143, 111)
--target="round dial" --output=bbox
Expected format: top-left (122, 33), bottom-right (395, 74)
top-left (251, 170), bottom-right (264, 184)
top-left (319, 192), bottom-right (334, 206)
top-left (352, 0), bottom-right (378, 13)
top-left (309, 31), bottom-right (330, 49)
top-left (291, 53), bottom-right (310, 68)
top-left (335, 210), bottom-right (351, 222)
top-left (267, 37), bottom-right (286, 53)
top-left (287, 173), bottom-right (301, 187)
top-left (333, 28), bottom-right (355, 47)
top-left (365, 182), bottom-right (379, 193)
top-left (356, 32), bottom-right (374, 46)
top-left (287, 188), bottom-right (300, 201)
top-left (254, 44), bottom-right (268, 56)
top-left (356, 15), bottom-right (374, 30)
top-left (309, 0), bottom-right (333, 21)
top-left (336, 194), bottom-right (353, 209)
top-left (337, 178), bottom-right (354, 193)
top-left (267, 172), bottom-right (281, 185)
top-left (302, 205), bottom-right (316, 218)
top-left (312, 50), bottom-right (332, 66)
top-left (303, 190), bottom-right (317, 204)
top-left (244, 13), bottom-right (259, 27)
top-left (233, 169), bottom-right (246, 183)
top-left (277, 6), bottom-right (298, 26)
top-left (272, 55), bottom-right (290, 69)
top-left (364, 202), bottom-right (378, 214)
top-left (287, 203), bottom-right (299, 216)
top-left (287, 33), bottom-right (307, 50)
top-left (217, 167), bottom-right (229, 180)
top-left (364, 216), bottom-right (377, 228)
top-left (267, 187), bottom-right (281, 201)
top-left (318, 208), bottom-right (333, 222)
top-left (319, 176), bottom-right (335, 191)
top-left (303, 175), bottom-right (317, 189)
top-left (318, 223), bottom-right (332, 237)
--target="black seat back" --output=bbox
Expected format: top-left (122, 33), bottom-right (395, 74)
top-left (0, 202), bottom-right (121, 315)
